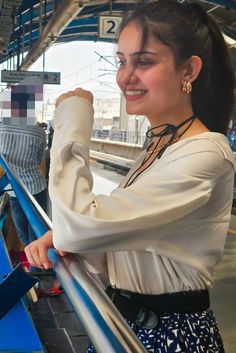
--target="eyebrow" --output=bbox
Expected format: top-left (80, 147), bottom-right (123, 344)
top-left (116, 51), bottom-right (159, 57)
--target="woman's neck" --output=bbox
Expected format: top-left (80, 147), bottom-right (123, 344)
top-left (179, 118), bottom-right (209, 139)
top-left (148, 104), bottom-right (209, 140)
top-left (148, 108), bottom-right (194, 128)
top-left (147, 117), bottom-right (209, 150)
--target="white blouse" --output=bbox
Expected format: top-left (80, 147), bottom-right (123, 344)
top-left (49, 97), bottom-right (235, 294)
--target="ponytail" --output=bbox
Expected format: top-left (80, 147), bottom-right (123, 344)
top-left (190, 5), bottom-right (235, 134)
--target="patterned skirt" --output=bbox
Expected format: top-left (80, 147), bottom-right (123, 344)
top-left (87, 309), bottom-right (225, 353)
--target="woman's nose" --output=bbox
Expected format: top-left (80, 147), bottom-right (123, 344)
top-left (120, 66), bottom-right (139, 86)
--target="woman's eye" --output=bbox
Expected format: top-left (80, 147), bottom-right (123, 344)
top-left (137, 60), bottom-right (154, 67)
top-left (116, 60), bottom-right (126, 68)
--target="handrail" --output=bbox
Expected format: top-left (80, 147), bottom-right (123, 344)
top-left (0, 154), bottom-right (148, 353)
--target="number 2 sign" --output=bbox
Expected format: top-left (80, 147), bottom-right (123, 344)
top-left (99, 16), bottom-right (122, 40)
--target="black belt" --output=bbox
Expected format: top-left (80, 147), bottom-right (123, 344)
top-left (106, 286), bottom-right (210, 329)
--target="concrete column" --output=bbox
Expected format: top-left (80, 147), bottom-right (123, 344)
top-left (119, 94), bottom-right (128, 130)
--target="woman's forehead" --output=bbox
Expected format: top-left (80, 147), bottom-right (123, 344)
top-left (117, 25), bottom-right (168, 57)
top-left (119, 22), bottom-right (167, 48)
top-left (118, 23), bottom-right (142, 50)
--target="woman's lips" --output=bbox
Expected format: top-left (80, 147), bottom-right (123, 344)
top-left (125, 90), bottom-right (147, 101)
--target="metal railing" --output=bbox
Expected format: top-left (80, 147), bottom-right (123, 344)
top-left (0, 154), bottom-right (148, 353)
top-left (92, 129), bottom-right (147, 145)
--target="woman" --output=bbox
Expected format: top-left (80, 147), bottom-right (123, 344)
top-left (25, 1), bottom-right (235, 352)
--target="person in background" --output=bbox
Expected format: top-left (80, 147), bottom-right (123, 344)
top-left (45, 123), bottom-right (54, 182)
top-left (36, 122), bottom-right (48, 178)
top-left (25, 1), bottom-right (235, 352)
top-left (0, 76), bottom-right (48, 273)
top-left (0, 123), bottom-right (47, 264)
top-left (36, 122), bottom-right (48, 131)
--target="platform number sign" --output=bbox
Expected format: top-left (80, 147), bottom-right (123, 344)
top-left (1, 70), bottom-right (61, 85)
top-left (99, 16), bottom-right (122, 39)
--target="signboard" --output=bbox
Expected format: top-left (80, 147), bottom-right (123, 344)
top-left (99, 15), bottom-right (122, 40)
top-left (1, 70), bottom-right (61, 85)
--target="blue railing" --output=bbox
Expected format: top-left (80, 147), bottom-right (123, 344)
top-left (0, 154), bottom-right (148, 353)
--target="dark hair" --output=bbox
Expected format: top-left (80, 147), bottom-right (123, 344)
top-left (119, 0), bottom-right (235, 134)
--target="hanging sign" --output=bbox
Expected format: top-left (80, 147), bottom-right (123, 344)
top-left (99, 16), bottom-right (122, 39)
top-left (1, 70), bottom-right (61, 85)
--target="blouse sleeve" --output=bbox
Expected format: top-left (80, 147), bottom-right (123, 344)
top-left (49, 97), bottom-right (229, 254)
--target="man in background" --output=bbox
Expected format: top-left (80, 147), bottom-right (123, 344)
top-left (0, 77), bottom-right (47, 272)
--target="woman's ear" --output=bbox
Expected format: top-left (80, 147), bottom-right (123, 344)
top-left (182, 55), bottom-right (202, 83)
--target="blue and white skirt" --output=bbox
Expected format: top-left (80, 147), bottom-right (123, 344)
top-left (87, 309), bottom-right (224, 353)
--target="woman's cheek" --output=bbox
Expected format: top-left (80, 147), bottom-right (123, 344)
top-left (116, 70), bottom-right (122, 89)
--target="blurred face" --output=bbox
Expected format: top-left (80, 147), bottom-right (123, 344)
top-left (116, 22), bottom-right (186, 125)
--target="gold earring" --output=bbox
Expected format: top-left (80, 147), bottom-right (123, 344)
top-left (182, 80), bottom-right (192, 94)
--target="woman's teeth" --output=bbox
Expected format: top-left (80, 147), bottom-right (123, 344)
top-left (126, 90), bottom-right (146, 96)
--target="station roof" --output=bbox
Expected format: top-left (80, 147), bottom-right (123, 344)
top-left (0, 0), bottom-right (236, 70)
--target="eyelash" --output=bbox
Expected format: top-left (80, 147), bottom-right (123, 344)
top-left (137, 61), bottom-right (154, 66)
top-left (116, 60), bottom-right (154, 69)
top-left (116, 60), bottom-right (125, 68)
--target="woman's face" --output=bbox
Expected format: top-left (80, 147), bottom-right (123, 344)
top-left (116, 22), bottom-right (187, 125)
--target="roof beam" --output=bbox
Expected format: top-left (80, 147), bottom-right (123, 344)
top-left (200, 0), bottom-right (236, 10)
top-left (20, 0), bottom-right (90, 70)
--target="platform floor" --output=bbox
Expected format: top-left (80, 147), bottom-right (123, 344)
top-left (211, 223), bottom-right (236, 353)
top-left (31, 163), bottom-right (236, 353)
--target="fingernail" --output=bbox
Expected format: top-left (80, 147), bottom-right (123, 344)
top-left (43, 263), bottom-right (49, 270)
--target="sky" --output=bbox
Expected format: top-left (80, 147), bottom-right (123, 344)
top-left (28, 40), bottom-right (120, 102)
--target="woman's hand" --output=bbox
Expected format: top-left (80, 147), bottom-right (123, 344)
top-left (25, 230), bottom-right (54, 270)
top-left (55, 88), bottom-right (93, 108)
top-left (25, 230), bottom-right (68, 270)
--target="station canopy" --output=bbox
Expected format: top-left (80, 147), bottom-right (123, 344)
top-left (0, 0), bottom-right (235, 70)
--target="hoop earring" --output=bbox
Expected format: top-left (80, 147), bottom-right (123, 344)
top-left (182, 80), bottom-right (192, 94)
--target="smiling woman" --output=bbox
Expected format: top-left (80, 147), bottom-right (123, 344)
top-left (116, 24), bottom-right (200, 125)
top-left (24, 1), bottom-right (235, 352)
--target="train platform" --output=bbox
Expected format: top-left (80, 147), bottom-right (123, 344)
top-left (30, 281), bottom-right (89, 353)
top-left (27, 163), bottom-right (236, 353)
top-left (90, 150), bottom-right (134, 174)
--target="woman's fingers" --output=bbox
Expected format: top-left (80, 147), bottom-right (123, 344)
top-left (24, 231), bottom-right (54, 270)
top-left (38, 243), bottom-right (53, 270)
top-left (55, 87), bottom-right (93, 107)
top-left (25, 230), bottom-right (69, 270)
top-left (57, 250), bottom-right (67, 257)
top-left (74, 88), bottom-right (94, 103)
top-left (25, 242), bottom-right (45, 269)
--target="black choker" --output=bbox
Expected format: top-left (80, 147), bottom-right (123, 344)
top-left (146, 115), bottom-right (196, 160)
top-left (124, 115), bottom-right (196, 188)
top-left (146, 115), bottom-right (195, 138)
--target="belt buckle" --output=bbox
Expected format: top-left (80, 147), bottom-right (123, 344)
top-left (119, 290), bottom-right (132, 300)
top-left (136, 307), bottom-right (158, 329)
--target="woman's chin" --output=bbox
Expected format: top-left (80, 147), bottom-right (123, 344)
top-left (126, 106), bottom-right (144, 116)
